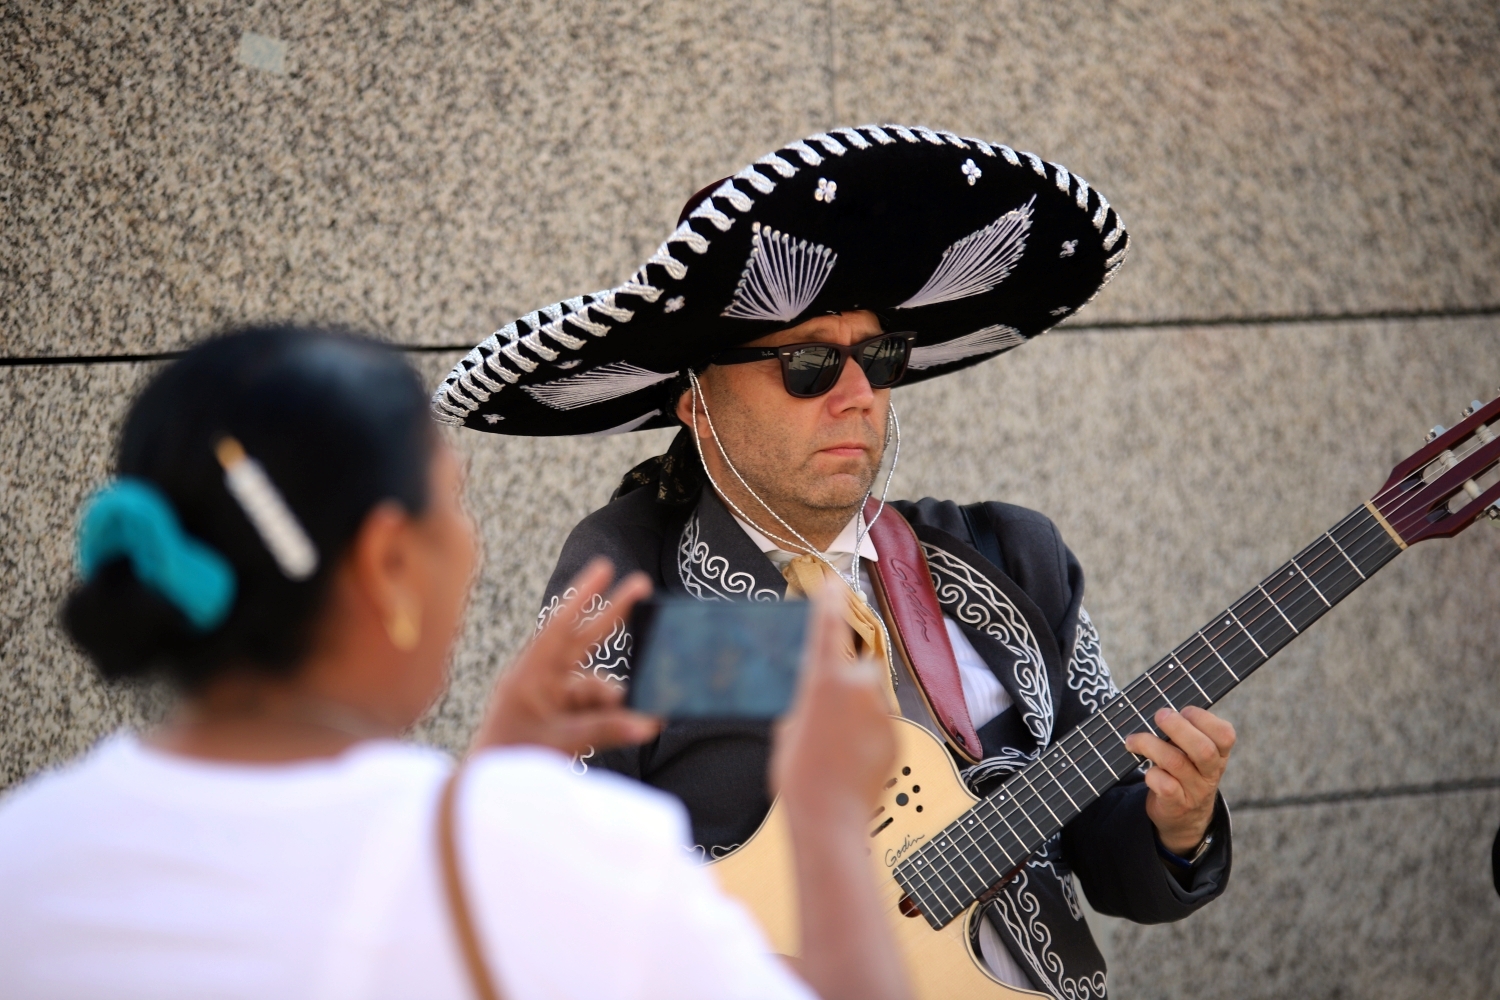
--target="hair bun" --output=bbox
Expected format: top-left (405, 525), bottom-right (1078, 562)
top-left (62, 559), bottom-right (196, 682)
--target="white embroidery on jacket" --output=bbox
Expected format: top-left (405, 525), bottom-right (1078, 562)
top-left (1066, 607), bottom-right (1120, 714)
top-left (989, 864), bottom-right (1106, 1000)
top-left (536, 586), bottom-right (632, 681)
top-left (923, 545), bottom-right (1054, 746)
top-left (677, 512), bottom-right (781, 602)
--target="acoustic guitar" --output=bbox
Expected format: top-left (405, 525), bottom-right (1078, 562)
top-left (710, 390), bottom-right (1500, 999)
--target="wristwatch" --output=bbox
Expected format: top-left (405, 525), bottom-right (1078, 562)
top-left (1157, 831), bottom-right (1215, 869)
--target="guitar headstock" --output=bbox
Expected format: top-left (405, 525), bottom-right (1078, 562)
top-left (1369, 387), bottom-right (1500, 547)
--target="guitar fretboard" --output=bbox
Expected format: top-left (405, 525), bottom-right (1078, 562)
top-left (893, 504), bottom-right (1404, 929)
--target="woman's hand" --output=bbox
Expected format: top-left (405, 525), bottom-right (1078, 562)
top-left (771, 581), bottom-right (897, 820)
top-left (771, 581), bottom-right (912, 1000)
top-left (471, 559), bottom-right (659, 757)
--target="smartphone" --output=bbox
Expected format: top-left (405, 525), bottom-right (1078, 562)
top-left (627, 597), bottom-right (811, 719)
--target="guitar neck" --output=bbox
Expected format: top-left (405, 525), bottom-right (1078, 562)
top-left (894, 503), bottom-right (1406, 929)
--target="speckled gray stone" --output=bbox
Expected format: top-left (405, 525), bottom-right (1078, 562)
top-left (833, 0), bottom-right (1500, 323)
top-left (4, 3), bottom-right (1500, 995)
top-left (2, 1), bottom-right (832, 356)
top-left (1088, 790), bottom-right (1500, 999)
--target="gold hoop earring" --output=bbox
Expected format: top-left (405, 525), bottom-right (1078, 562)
top-left (386, 604), bottom-right (421, 652)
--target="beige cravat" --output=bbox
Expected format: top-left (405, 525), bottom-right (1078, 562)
top-left (781, 554), bottom-right (899, 711)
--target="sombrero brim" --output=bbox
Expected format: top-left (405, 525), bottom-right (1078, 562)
top-left (433, 124), bottom-right (1128, 436)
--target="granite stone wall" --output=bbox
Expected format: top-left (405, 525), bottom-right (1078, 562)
top-left (3, 3), bottom-right (1498, 996)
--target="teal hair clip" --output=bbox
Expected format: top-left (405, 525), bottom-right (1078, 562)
top-left (77, 479), bottom-right (237, 631)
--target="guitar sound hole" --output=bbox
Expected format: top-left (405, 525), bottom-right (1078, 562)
top-left (898, 895), bottom-right (923, 919)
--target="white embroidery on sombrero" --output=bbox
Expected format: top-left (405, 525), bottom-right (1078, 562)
top-left (998, 144), bottom-right (1020, 166)
top-left (961, 159), bottom-right (981, 185)
top-left (733, 164), bottom-right (775, 195)
top-left (1073, 174), bottom-right (1091, 211)
top-left (1103, 223), bottom-right (1124, 252)
top-left (663, 295), bottom-right (685, 313)
top-left (862, 124), bottom-right (896, 145)
top-left (890, 125), bottom-right (920, 143)
top-left (586, 408), bottom-right (662, 437)
top-left (755, 153), bottom-right (797, 178)
top-left (935, 129), bottom-right (970, 148)
top-left (690, 197), bottom-right (735, 231)
top-left (907, 324), bottom-right (1024, 370)
top-left (808, 133), bottom-right (847, 156)
top-left (895, 196), bottom-right (1035, 310)
top-left (523, 363), bottom-right (677, 411)
top-left (1092, 191), bottom-right (1111, 232)
top-left (786, 140), bottom-right (823, 166)
top-left (832, 126), bottom-right (871, 149)
top-left (721, 222), bottom-right (838, 322)
top-left (913, 126), bottom-right (946, 145)
top-left (1051, 162), bottom-right (1071, 193)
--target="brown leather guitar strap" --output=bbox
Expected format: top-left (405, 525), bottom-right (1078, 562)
top-left (863, 499), bottom-right (984, 762)
top-left (438, 765), bottom-right (506, 1000)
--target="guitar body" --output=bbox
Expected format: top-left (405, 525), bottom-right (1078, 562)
top-left (711, 717), bottom-right (1048, 1000)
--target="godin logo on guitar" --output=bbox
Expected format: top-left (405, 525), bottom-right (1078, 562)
top-left (884, 832), bottom-right (926, 869)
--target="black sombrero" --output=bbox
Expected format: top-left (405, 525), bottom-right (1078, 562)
top-left (432, 124), bottom-right (1128, 436)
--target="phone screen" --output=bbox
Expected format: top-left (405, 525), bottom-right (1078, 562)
top-left (627, 598), bottom-right (811, 719)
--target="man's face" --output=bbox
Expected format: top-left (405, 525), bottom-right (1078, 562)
top-left (676, 310), bottom-right (890, 516)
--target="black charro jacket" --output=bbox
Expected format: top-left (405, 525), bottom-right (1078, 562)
top-left (539, 482), bottom-right (1231, 999)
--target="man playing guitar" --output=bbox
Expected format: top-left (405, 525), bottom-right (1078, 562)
top-left (435, 125), bottom-right (1236, 996)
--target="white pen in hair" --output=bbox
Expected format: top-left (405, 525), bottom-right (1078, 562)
top-left (214, 437), bottom-right (319, 581)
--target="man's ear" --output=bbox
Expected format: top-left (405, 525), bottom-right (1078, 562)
top-left (673, 370), bottom-right (708, 427)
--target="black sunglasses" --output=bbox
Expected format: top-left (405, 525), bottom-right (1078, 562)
top-left (709, 332), bottom-right (917, 398)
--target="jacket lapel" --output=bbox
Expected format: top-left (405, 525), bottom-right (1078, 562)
top-left (670, 490), bottom-right (787, 601)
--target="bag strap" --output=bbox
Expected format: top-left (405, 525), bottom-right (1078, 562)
top-left (864, 499), bottom-right (983, 762)
top-left (438, 766), bottom-right (505, 1000)
top-left (960, 501), bottom-right (1005, 575)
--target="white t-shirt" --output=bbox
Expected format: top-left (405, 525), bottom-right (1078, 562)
top-left (0, 735), bottom-right (816, 1000)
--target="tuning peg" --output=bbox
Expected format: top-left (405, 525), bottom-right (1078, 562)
top-left (1426, 424), bottom-right (1447, 443)
top-left (1463, 400), bottom-right (1483, 418)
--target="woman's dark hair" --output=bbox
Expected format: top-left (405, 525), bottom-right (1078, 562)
top-left (63, 325), bottom-right (434, 691)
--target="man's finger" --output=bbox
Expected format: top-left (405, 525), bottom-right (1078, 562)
top-left (1125, 731), bottom-right (1194, 778)
top-left (1180, 706), bottom-right (1237, 757)
top-left (1142, 763), bottom-right (1185, 803)
top-left (1154, 709), bottom-right (1222, 773)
